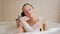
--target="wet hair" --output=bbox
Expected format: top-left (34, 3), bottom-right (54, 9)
top-left (21, 3), bottom-right (33, 17)
top-left (21, 11), bottom-right (25, 17)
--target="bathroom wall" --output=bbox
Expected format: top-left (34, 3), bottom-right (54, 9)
top-left (1, 0), bottom-right (60, 23)
top-left (58, 0), bottom-right (60, 23)
top-left (0, 0), bottom-right (2, 21)
top-left (59, 0), bottom-right (60, 23)
top-left (2, 0), bottom-right (18, 22)
top-left (16, 0), bottom-right (59, 23)
top-left (34, 0), bottom-right (59, 23)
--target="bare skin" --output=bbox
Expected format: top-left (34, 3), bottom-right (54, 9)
top-left (16, 5), bottom-right (47, 32)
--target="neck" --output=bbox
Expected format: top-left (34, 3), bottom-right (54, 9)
top-left (28, 15), bottom-right (38, 26)
top-left (30, 15), bottom-right (37, 20)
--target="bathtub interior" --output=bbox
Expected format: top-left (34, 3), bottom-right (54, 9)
top-left (0, 21), bottom-right (60, 34)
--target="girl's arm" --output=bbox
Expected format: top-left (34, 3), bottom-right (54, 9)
top-left (16, 25), bottom-right (24, 33)
top-left (16, 16), bottom-right (24, 33)
top-left (20, 21), bottom-right (34, 32)
top-left (16, 18), bottom-right (20, 28)
top-left (19, 17), bottom-right (34, 32)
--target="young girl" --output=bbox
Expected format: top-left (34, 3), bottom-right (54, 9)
top-left (16, 3), bottom-right (47, 33)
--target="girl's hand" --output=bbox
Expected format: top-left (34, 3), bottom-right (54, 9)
top-left (19, 16), bottom-right (29, 22)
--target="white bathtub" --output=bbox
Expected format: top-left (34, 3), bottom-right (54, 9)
top-left (14, 28), bottom-right (60, 34)
top-left (0, 22), bottom-right (60, 34)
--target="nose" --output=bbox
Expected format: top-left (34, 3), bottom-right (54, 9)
top-left (26, 10), bottom-right (30, 14)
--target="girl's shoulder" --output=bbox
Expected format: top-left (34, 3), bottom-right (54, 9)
top-left (38, 16), bottom-right (43, 21)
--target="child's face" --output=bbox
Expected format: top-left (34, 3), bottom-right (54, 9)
top-left (23, 5), bottom-right (34, 18)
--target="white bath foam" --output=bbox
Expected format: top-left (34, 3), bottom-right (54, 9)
top-left (15, 28), bottom-right (60, 34)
